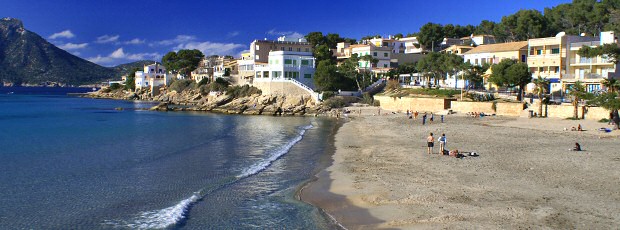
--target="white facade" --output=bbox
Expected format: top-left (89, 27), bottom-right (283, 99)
top-left (399, 37), bottom-right (424, 54)
top-left (135, 63), bottom-right (171, 90)
top-left (351, 45), bottom-right (391, 70)
top-left (253, 51), bottom-right (316, 89)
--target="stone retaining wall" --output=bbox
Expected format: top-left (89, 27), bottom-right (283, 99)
top-left (450, 101), bottom-right (524, 116)
top-left (375, 96), bottom-right (454, 112)
top-left (252, 82), bottom-right (315, 101)
top-left (544, 104), bottom-right (609, 121)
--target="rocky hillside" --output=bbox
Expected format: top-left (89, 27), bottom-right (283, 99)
top-left (0, 17), bottom-right (132, 86)
top-left (111, 60), bottom-right (155, 77)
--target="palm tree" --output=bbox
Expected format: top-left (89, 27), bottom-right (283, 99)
top-left (532, 76), bottom-right (550, 117)
top-left (568, 81), bottom-right (589, 119)
top-left (602, 78), bottom-right (620, 93)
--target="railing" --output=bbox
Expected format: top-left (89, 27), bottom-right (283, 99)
top-left (570, 57), bottom-right (612, 65)
top-left (364, 79), bottom-right (385, 92)
top-left (571, 41), bottom-right (600, 48)
top-left (564, 73), bottom-right (605, 79)
top-left (289, 78), bottom-right (320, 101)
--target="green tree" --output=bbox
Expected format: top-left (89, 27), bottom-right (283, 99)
top-left (588, 91), bottom-right (620, 129)
top-left (314, 60), bottom-right (346, 91)
top-left (314, 44), bottom-right (334, 63)
top-left (568, 81), bottom-right (593, 119)
top-left (489, 59), bottom-right (531, 101)
top-left (305, 32), bottom-right (325, 47)
top-left (393, 33), bottom-right (404, 39)
top-left (325, 33), bottom-right (344, 49)
top-left (475, 20), bottom-right (496, 35)
top-left (416, 52), bottom-right (444, 87)
top-left (461, 62), bottom-right (485, 88)
top-left (601, 78), bottom-right (620, 93)
top-left (162, 49), bottom-right (204, 78)
top-left (418, 23), bottom-right (444, 51)
top-left (339, 54), bottom-right (364, 91)
top-left (532, 76), bottom-right (550, 117)
top-left (124, 67), bottom-right (139, 91)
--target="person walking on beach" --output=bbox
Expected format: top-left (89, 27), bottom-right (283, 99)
top-left (422, 113), bottom-right (427, 125)
top-left (427, 133), bottom-right (434, 154)
top-left (441, 114), bottom-right (444, 123)
top-left (430, 113), bottom-right (434, 124)
top-left (439, 133), bottom-right (446, 154)
top-left (414, 111), bottom-right (419, 120)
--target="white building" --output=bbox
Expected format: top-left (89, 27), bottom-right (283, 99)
top-left (399, 37), bottom-right (424, 54)
top-left (135, 63), bottom-right (171, 90)
top-left (253, 51), bottom-right (316, 89)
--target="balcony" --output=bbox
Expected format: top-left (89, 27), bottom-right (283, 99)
top-left (569, 57), bottom-right (613, 65)
top-left (564, 73), bottom-right (605, 80)
top-left (570, 41), bottom-right (600, 50)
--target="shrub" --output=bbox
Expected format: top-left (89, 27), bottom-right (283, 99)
top-left (197, 77), bottom-right (209, 87)
top-left (169, 79), bottom-right (193, 92)
top-left (226, 85), bottom-right (262, 98)
top-left (324, 97), bottom-right (346, 108)
top-left (209, 78), bottom-right (230, 92)
top-left (321, 91), bottom-right (336, 100)
top-left (109, 83), bottom-right (122, 91)
top-left (599, 118), bottom-right (610, 123)
top-left (385, 80), bottom-right (401, 92)
top-left (468, 92), bottom-right (495, 102)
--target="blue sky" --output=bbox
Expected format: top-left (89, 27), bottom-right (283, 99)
top-left (0, 0), bottom-right (571, 66)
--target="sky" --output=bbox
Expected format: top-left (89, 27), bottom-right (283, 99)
top-left (0, 0), bottom-right (571, 66)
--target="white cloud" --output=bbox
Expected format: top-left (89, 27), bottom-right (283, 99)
top-left (227, 31), bottom-right (240, 37)
top-left (123, 38), bottom-right (145, 45)
top-left (87, 48), bottom-right (160, 66)
top-left (95, 34), bottom-right (120, 44)
top-left (49, 30), bottom-right (75, 39)
top-left (174, 41), bottom-right (245, 57)
top-left (71, 51), bottom-right (81, 56)
top-left (152, 35), bottom-right (196, 46)
top-left (267, 29), bottom-right (304, 38)
top-left (58, 42), bottom-right (88, 50)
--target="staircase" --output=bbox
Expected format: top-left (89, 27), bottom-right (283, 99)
top-left (288, 78), bottom-right (320, 101)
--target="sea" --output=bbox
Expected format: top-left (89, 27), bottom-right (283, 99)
top-left (0, 87), bottom-right (339, 229)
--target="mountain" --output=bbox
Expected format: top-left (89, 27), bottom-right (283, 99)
top-left (0, 17), bottom-right (117, 86)
top-left (111, 60), bottom-right (155, 77)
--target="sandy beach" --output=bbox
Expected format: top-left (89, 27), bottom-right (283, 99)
top-left (301, 106), bottom-right (620, 229)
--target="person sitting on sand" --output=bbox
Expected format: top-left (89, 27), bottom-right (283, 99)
top-left (577, 124), bottom-right (583, 131)
top-left (571, 126), bottom-right (577, 131)
top-left (573, 142), bottom-right (581, 151)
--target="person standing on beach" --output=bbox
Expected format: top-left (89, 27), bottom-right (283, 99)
top-left (430, 113), bottom-right (434, 124)
top-left (422, 113), bottom-right (427, 125)
top-left (427, 133), bottom-right (434, 154)
top-left (414, 111), bottom-right (419, 120)
top-left (441, 114), bottom-right (444, 123)
top-left (439, 133), bottom-right (446, 154)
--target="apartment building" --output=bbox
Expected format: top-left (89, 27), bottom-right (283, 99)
top-left (135, 63), bottom-right (171, 90)
top-left (253, 51), bottom-right (316, 88)
top-left (459, 41), bottom-right (528, 90)
top-left (565, 31), bottom-right (619, 92)
top-left (527, 32), bottom-right (598, 92)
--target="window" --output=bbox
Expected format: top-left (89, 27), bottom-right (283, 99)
top-left (304, 74), bottom-right (312, 78)
top-left (551, 48), bottom-right (560, 54)
top-left (383, 52), bottom-right (388, 57)
top-left (288, 47), bottom-right (292, 51)
top-left (521, 55), bottom-right (526, 62)
top-left (297, 48), bottom-right (301, 52)
top-left (383, 64), bottom-right (388, 68)
top-left (373, 52), bottom-right (377, 56)
top-left (305, 48), bottom-right (309, 52)
top-left (536, 49), bottom-right (542, 55)
top-left (293, 72), bottom-right (298, 78)
top-left (275, 59), bottom-right (279, 64)
top-left (256, 45), bottom-right (260, 50)
top-left (255, 55), bottom-right (260, 60)
top-left (292, 60), bottom-right (297, 65)
top-left (281, 47), bottom-right (285, 51)
top-left (554, 66), bottom-right (559, 73)
top-left (301, 60), bottom-right (309, 65)
top-left (284, 59), bottom-right (292, 64)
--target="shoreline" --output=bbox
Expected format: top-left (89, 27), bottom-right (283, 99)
top-left (302, 106), bottom-right (620, 229)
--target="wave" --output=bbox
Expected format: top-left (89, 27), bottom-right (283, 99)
top-left (104, 124), bottom-right (313, 229)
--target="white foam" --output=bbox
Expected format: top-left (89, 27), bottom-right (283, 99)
top-left (105, 124), bottom-right (313, 229)
top-left (237, 125), bottom-right (313, 178)
top-left (105, 193), bottom-right (199, 229)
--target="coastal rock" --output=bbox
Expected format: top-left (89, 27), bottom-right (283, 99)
top-left (150, 102), bottom-right (170, 111)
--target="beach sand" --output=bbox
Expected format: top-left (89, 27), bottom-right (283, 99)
top-left (301, 106), bottom-right (620, 229)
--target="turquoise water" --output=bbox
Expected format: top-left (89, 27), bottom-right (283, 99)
top-left (0, 91), bottom-right (337, 229)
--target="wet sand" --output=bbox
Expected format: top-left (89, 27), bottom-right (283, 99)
top-left (302, 107), bottom-right (620, 229)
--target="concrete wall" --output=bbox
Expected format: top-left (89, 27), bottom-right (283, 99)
top-left (544, 104), bottom-right (609, 120)
top-left (375, 96), bottom-right (453, 112)
top-left (252, 81), bottom-right (314, 100)
top-left (450, 101), bottom-right (524, 116)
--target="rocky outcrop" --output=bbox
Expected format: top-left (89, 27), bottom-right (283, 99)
top-left (85, 86), bottom-right (334, 116)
